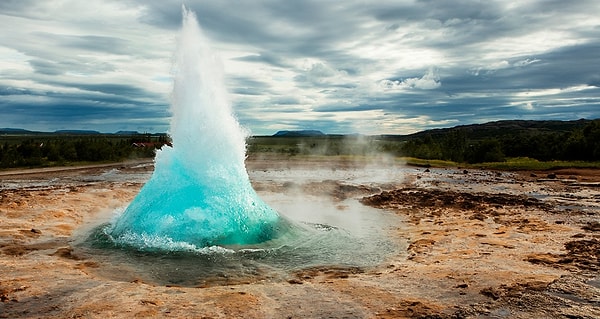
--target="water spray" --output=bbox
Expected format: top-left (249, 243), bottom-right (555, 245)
top-left (110, 7), bottom-right (282, 248)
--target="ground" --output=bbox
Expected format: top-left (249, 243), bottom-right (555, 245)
top-left (0, 157), bottom-right (599, 318)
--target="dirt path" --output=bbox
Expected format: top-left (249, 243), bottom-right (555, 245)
top-left (0, 159), bottom-right (153, 178)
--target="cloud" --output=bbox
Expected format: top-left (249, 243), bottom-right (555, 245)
top-left (380, 68), bottom-right (441, 90)
top-left (233, 52), bottom-right (290, 68)
top-left (0, 0), bottom-right (599, 135)
top-left (294, 62), bottom-right (356, 89)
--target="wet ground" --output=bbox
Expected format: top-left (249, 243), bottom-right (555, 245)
top-left (0, 157), bottom-right (599, 318)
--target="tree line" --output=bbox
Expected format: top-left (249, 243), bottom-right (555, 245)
top-left (2, 119), bottom-right (599, 169)
top-left (0, 135), bottom-right (169, 168)
top-left (397, 120), bottom-right (600, 163)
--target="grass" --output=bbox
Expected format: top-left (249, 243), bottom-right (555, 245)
top-left (470, 157), bottom-right (600, 171)
top-left (398, 157), bottom-right (460, 168)
top-left (400, 156), bottom-right (600, 171)
top-left (251, 153), bottom-right (600, 171)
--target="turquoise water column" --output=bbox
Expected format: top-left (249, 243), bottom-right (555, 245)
top-left (110, 7), bottom-right (281, 248)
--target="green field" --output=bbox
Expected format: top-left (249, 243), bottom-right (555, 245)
top-left (250, 135), bottom-right (600, 170)
top-left (2, 118), bottom-right (600, 171)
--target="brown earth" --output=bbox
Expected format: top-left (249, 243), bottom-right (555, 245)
top-left (1, 158), bottom-right (599, 318)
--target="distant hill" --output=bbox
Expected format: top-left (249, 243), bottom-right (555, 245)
top-left (374, 118), bottom-right (600, 163)
top-left (0, 128), bottom-right (32, 132)
top-left (381, 119), bottom-right (594, 140)
top-left (1, 119), bottom-right (596, 139)
top-left (0, 127), bottom-right (41, 135)
top-left (115, 130), bottom-right (141, 135)
top-left (270, 120), bottom-right (595, 139)
top-left (273, 130), bottom-right (325, 137)
top-left (0, 128), bottom-right (168, 136)
top-left (54, 129), bottom-right (101, 134)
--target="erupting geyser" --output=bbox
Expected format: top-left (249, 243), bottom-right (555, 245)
top-left (110, 8), bottom-right (282, 248)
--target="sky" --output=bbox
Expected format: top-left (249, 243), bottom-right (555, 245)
top-left (1, 1), bottom-right (599, 135)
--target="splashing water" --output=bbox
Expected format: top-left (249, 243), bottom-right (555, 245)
top-left (109, 8), bottom-right (282, 248)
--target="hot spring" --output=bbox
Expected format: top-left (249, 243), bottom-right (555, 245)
top-left (78, 7), bottom-right (402, 286)
top-left (108, 7), bottom-right (284, 248)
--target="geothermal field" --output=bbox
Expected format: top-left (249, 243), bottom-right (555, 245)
top-left (1, 7), bottom-right (599, 319)
top-left (1, 157), bottom-right (599, 318)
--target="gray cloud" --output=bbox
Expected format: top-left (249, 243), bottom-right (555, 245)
top-left (30, 33), bottom-right (130, 55)
top-left (1, 0), bottom-right (599, 135)
top-left (233, 52), bottom-right (290, 69)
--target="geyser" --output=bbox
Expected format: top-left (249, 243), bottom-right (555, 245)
top-left (110, 8), bottom-right (281, 248)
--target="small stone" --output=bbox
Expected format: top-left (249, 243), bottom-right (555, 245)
top-left (287, 279), bottom-right (303, 284)
top-left (480, 287), bottom-right (501, 300)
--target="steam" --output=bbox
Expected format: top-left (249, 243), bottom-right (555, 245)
top-left (109, 7), bottom-right (282, 248)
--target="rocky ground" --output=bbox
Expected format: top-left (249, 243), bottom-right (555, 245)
top-left (0, 158), bottom-right (599, 318)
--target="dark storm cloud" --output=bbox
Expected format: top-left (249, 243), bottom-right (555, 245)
top-left (68, 83), bottom-right (163, 100)
top-left (229, 76), bottom-right (273, 96)
top-left (0, 88), bottom-right (170, 132)
top-left (372, 0), bottom-right (501, 23)
top-left (28, 59), bottom-right (65, 76)
top-left (0, 0), bottom-right (38, 18)
top-left (48, 34), bottom-right (130, 55)
top-left (0, 83), bottom-right (166, 111)
top-left (267, 96), bottom-right (301, 106)
top-left (521, 43), bottom-right (600, 88)
top-left (138, 1), bottom-right (281, 45)
top-left (435, 41), bottom-right (600, 94)
top-left (0, 87), bottom-right (34, 96)
top-left (136, 0), bottom-right (365, 59)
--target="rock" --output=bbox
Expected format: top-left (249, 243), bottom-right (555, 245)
top-left (547, 173), bottom-right (557, 179)
top-left (139, 299), bottom-right (159, 306)
top-left (51, 247), bottom-right (81, 260)
top-left (408, 239), bottom-right (436, 254)
top-left (582, 222), bottom-right (600, 232)
top-left (526, 253), bottom-right (562, 265)
top-left (480, 287), bottom-right (501, 300)
top-left (470, 212), bottom-right (487, 221)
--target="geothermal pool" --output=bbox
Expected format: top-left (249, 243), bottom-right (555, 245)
top-left (74, 163), bottom-right (404, 287)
